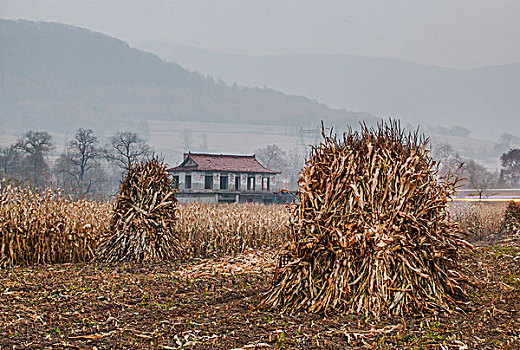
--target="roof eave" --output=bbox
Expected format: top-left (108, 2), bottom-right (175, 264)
top-left (168, 167), bottom-right (280, 174)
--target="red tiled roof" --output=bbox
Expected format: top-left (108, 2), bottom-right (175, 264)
top-left (169, 152), bottom-right (280, 174)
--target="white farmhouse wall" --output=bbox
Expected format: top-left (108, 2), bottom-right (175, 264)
top-left (229, 173), bottom-right (235, 189)
top-left (213, 173), bottom-right (220, 189)
top-left (192, 171), bottom-right (204, 190)
top-left (255, 174), bottom-right (262, 191)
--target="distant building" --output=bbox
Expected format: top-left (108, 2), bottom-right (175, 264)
top-left (168, 152), bottom-right (282, 204)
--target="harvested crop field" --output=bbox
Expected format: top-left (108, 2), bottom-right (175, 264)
top-left (1, 241), bottom-right (519, 349)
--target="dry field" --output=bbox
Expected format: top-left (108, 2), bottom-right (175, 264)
top-left (449, 201), bottom-right (508, 243)
top-left (0, 186), bottom-right (289, 267)
top-left (0, 187), bottom-right (108, 267)
top-left (1, 189), bottom-right (519, 349)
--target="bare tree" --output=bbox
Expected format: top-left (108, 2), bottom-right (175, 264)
top-left (15, 131), bottom-right (54, 187)
top-left (461, 159), bottom-right (496, 198)
top-left (55, 128), bottom-right (104, 196)
top-left (0, 146), bottom-right (24, 184)
top-left (105, 131), bottom-right (151, 174)
top-left (255, 144), bottom-right (287, 170)
top-left (431, 143), bottom-right (464, 177)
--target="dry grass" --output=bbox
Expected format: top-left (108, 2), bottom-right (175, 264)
top-left (261, 122), bottom-right (471, 316)
top-left (98, 158), bottom-right (178, 263)
top-left (1, 182), bottom-right (513, 270)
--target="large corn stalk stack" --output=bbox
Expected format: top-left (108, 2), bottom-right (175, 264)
top-left (261, 121), bottom-right (470, 316)
top-left (97, 158), bottom-right (178, 262)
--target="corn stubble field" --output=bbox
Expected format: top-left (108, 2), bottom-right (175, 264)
top-left (1, 126), bottom-right (520, 349)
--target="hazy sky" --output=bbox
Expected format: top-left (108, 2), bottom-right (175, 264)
top-left (2, 0), bottom-right (520, 68)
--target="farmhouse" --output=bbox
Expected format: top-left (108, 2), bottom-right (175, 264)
top-left (168, 152), bottom-right (282, 204)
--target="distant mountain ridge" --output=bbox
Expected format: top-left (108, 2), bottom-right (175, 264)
top-left (138, 42), bottom-right (520, 139)
top-left (0, 19), bottom-right (373, 134)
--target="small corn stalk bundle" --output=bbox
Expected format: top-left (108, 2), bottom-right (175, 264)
top-left (97, 157), bottom-right (178, 263)
top-left (260, 121), bottom-right (471, 316)
top-left (497, 201), bottom-right (520, 240)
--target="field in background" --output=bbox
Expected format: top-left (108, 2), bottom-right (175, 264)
top-left (147, 120), bottom-right (303, 165)
top-left (146, 120), bottom-right (510, 170)
top-left (0, 120), bottom-right (304, 170)
top-left (0, 186), bottom-right (289, 267)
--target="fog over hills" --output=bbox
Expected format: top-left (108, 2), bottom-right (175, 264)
top-left (1, 19), bottom-right (518, 169)
top-left (139, 41), bottom-right (520, 140)
top-left (0, 19), bottom-right (373, 135)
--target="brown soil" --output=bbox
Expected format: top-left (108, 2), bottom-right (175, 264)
top-left (1, 247), bottom-right (519, 349)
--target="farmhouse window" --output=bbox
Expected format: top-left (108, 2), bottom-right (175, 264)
top-left (205, 173), bottom-right (213, 189)
top-left (262, 177), bottom-right (270, 191)
top-left (185, 175), bottom-right (192, 189)
top-left (235, 176), bottom-right (240, 191)
top-left (173, 175), bottom-right (179, 189)
top-left (220, 175), bottom-right (228, 190)
top-left (248, 176), bottom-right (255, 191)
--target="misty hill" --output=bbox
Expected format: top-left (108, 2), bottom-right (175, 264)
top-left (138, 42), bottom-right (520, 139)
top-left (0, 19), bottom-right (373, 134)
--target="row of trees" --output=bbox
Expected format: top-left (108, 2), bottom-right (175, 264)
top-left (2, 131), bottom-right (519, 196)
top-left (254, 144), bottom-right (305, 191)
top-left (432, 143), bottom-right (520, 189)
top-left (0, 129), bottom-right (152, 197)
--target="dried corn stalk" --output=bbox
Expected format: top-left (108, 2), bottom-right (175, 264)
top-left (0, 186), bottom-right (110, 267)
top-left (0, 192), bottom-right (287, 268)
top-left (97, 158), bottom-right (178, 262)
top-left (449, 202), bottom-right (506, 242)
top-left (261, 120), bottom-right (471, 316)
top-left (176, 203), bottom-right (289, 258)
top-left (497, 201), bottom-right (520, 241)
